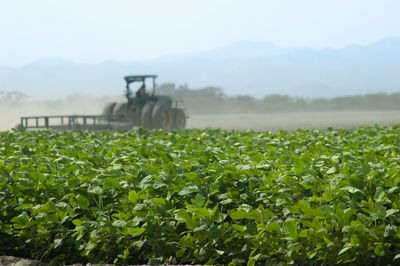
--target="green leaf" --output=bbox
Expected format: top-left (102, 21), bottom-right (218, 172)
top-left (72, 219), bottom-right (83, 226)
top-left (283, 219), bottom-right (298, 239)
top-left (138, 175), bottom-right (153, 189)
top-left (112, 220), bottom-right (127, 228)
top-left (246, 223), bottom-right (257, 235)
top-left (230, 210), bottom-right (248, 220)
top-left (153, 181), bottom-right (167, 189)
top-left (233, 224), bottom-right (245, 232)
top-left (14, 203), bottom-right (34, 211)
top-left (87, 186), bottom-right (102, 195)
top-left (132, 240), bottom-right (145, 249)
top-left (53, 238), bottom-right (63, 249)
top-left (103, 177), bottom-right (121, 189)
top-left (293, 157), bottom-right (304, 175)
top-left (185, 172), bottom-right (198, 179)
top-left (176, 249), bottom-right (185, 257)
top-left (11, 212), bottom-right (29, 228)
top-left (384, 225), bottom-right (398, 238)
top-left (307, 251), bottom-right (317, 259)
top-left (178, 186), bottom-right (199, 196)
top-left (194, 207), bottom-right (210, 219)
top-left (47, 214), bottom-right (59, 223)
top-left (128, 190), bottom-right (139, 204)
top-left (216, 250), bottom-right (224, 255)
top-left (374, 244), bottom-right (385, 256)
top-left (176, 209), bottom-right (197, 228)
top-left (375, 187), bottom-right (391, 204)
top-left (266, 222), bottom-right (281, 233)
top-left (77, 195), bottom-right (89, 210)
top-left (179, 235), bottom-right (195, 248)
top-left (18, 178), bottom-right (34, 189)
top-left (350, 234), bottom-right (359, 247)
top-left (338, 246), bottom-right (351, 255)
top-left (326, 166), bottom-right (337, 174)
top-left (247, 258), bottom-right (256, 266)
top-left (239, 204), bottom-right (253, 212)
top-left (220, 198), bottom-right (233, 205)
top-left (128, 227), bottom-right (145, 237)
top-left (32, 201), bottom-right (57, 214)
top-left (340, 186), bottom-right (364, 195)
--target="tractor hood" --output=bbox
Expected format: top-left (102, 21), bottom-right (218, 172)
top-left (155, 95), bottom-right (173, 102)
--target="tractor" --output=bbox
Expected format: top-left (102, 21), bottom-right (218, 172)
top-left (103, 75), bottom-right (186, 129)
top-left (18, 75), bottom-right (187, 130)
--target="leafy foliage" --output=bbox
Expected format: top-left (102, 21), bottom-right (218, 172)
top-left (1, 126), bottom-right (400, 264)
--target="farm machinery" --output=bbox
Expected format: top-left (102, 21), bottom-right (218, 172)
top-left (17, 75), bottom-right (187, 130)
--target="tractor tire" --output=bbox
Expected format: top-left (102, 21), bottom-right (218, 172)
top-left (172, 108), bottom-right (186, 129)
top-left (141, 101), bottom-right (157, 129)
top-left (113, 102), bottom-right (127, 119)
top-left (152, 101), bottom-right (172, 129)
top-left (102, 102), bottom-right (117, 116)
top-left (126, 104), bottom-right (139, 123)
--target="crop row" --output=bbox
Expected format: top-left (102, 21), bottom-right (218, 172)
top-left (1, 127), bottom-right (400, 265)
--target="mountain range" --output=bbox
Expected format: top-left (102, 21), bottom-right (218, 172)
top-left (1, 36), bottom-right (400, 99)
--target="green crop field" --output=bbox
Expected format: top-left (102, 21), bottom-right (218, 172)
top-left (1, 127), bottom-right (400, 265)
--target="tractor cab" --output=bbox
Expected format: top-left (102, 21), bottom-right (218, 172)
top-left (124, 75), bottom-right (157, 99)
top-left (124, 74), bottom-right (172, 103)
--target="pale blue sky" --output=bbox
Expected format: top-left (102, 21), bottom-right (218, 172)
top-left (1, 0), bottom-right (400, 67)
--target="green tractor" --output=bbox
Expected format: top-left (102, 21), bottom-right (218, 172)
top-left (103, 75), bottom-right (186, 129)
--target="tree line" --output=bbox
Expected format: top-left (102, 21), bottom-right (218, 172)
top-left (157, 83), bottom-right (400, 114)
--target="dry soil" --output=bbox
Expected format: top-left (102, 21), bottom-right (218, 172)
top-left (2, 105), bottom-right (400, 132)
top-left (187, 111), bottom-right (400, 131)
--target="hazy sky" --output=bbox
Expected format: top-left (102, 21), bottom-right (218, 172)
top-left (1, 0), bottom-right (400, 67)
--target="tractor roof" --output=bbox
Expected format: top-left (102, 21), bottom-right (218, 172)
top-left (124, 75), bottom-right (158, 83)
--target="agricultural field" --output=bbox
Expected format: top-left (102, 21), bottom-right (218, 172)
top-left (3, 104), bottom-right (400, 131)
top-left (1, 126), bottom-right (400, 265)
top-left (188, 111), bottom-right (400, 131)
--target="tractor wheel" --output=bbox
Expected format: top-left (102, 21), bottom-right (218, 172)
top-left (152, 101), bottom-right (172, 129)
top-left (141, 101), bottom-right (157, 129)
top-left (172, 108), bottom-right (186, 129)
top-left (126, 104), bottom-right (139, 123)
top-left (102, 102), bottom-right (117, 116)
top-left (113, 103), bottom-right (127, 119)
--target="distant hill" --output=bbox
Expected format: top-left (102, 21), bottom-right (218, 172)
top-left (1, 36), bottom-right (400, 99)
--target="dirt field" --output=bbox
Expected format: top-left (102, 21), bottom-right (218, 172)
top-left (187, 111), bottom-right (400, 131)
top-left (2, 106), bottom-right (400, 132)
